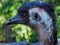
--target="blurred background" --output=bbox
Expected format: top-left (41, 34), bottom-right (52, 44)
top-left (0, 0), bottom-right (60, 43)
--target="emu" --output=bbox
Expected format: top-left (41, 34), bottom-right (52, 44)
top-left (6, 1), bottom-right (57, 45)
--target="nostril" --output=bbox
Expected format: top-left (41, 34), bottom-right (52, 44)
top-left (9, 19), bottom-right (12, 21)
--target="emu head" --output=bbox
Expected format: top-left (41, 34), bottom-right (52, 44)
top-left (6, 1), bottom-right (56, 32)
top-left (6, 1), bottom-right (55, 28)
top-left (6, 1), bottom-right (57, 45)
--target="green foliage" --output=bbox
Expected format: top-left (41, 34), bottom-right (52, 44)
top-left (10, 24), bottom-right (38, 42)
top-left (57, 16), bottom-right (60, 38)
top-left (55, 6), bottom-right (60, 15)
top-left (11, 24), bottom-right (32, 42)
top-left (55, 6), bottom-right (60, 38)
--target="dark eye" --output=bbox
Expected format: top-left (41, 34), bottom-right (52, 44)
top-left (33, 13), bottom-right (41, 21)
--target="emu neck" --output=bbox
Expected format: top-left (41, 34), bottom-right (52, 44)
top-left (35, 25), bottom-right (51, 45)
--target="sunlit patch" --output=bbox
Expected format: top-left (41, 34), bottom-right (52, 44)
top-left (0, 3), bottom-right (3, 8)
top-left (11, 24), bottom-right (32, 42)
top-left (0, 15), bottom-right (6, 24)
top-left (58, 16), bottom-right (60, 18)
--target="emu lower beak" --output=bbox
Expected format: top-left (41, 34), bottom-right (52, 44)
top-left (6, 14), bottom-right (25, 25)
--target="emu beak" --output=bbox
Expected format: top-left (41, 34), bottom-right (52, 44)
top-left (6, 14), bottom-right (25, 25)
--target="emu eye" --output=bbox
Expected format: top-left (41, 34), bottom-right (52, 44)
top-left (33, 13), bottom-right (41, 21)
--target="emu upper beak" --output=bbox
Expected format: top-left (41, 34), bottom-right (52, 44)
top-left (6, 14), bottom-right (25, 25)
